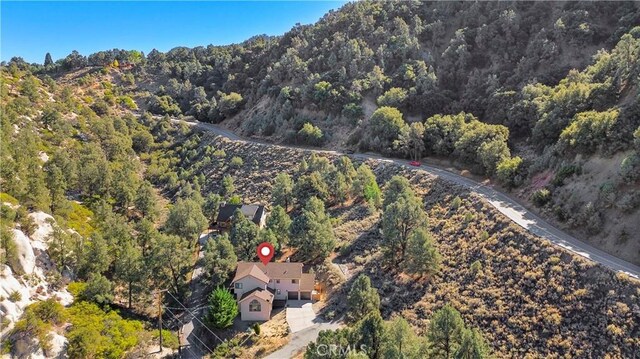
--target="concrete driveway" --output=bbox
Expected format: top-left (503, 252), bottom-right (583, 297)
top-left (285, 301), bottom-right (316, 333)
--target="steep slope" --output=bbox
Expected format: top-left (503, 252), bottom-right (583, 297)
top-left (144, 129), bottom-right (640, 358)
top-left (17, 0), bottom-right (638, 263)
top-left (0, 65), bottom-right (179, 357)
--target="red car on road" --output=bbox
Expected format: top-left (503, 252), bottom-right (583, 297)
top-left (409, 161), bottom-right (421, 167)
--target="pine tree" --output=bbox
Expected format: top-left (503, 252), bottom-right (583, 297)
top-left (382, 194), bottom-right (427, 265)
top-left (454, 328), bottom-right (491, 359)
top-left (382, 317), bottom-right (421, 358)
top-left (346, 274), bottom-right (380, 322)
top-left (405, 228), bottom-right (440, 276)
top-left (47, 225), bottom-right (71, 271)
top-left (353, 164), bottom-right (381, 208)
top-left (206, 287), bottom-right (238, 329)
top-left (134, 181), bottom-right (158, 220)
top-left (355, 312), bottom-right (384, 359)
top-left (272, 173), bottom-right (294, 210)
top-left (382, 175), bottom-right (412, 209)
top-left (165, 198), bottom-right (207, 242)
top-left (290, 197), bottom-right (335, 261)
top-left (221, 175), bottom-right (235, 198)
top-left (203, 233), bottom-right (237, 287)
top-left (427, 304), bottom-right (465, 359)
top-left (115, 241), bottom-right (144, 309)
top-left (266, 205), bottom-right (292, 247)
top-left (229, 209), bottom-right (259, 260)
top-left (44, 52), bottom-right (53, 66)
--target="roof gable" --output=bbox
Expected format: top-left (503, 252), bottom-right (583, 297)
top-left (233, 261), bottom-right (304, 280)
top-left (232, 263), bottom-right (270, 283)
top-left (216, 204), bottom-right (266, 225)
top-left (239, 288), bottom-right (274, 303)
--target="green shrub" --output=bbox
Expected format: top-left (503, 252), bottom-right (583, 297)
top-left (66, 301), bottom-right (144, 359)
top-left (152, 329), bottom-right (179, 349)
top-left (377, 87), bottom-right (408, 107)
top-left (0, 193), bottom-right (19, 205)
top-left (149, 95), bottom-right (181, 116)
top-left (451, 196), bottom-right (462, 210)
top-left (10, 299), bottom-right (65, 353)
top-left (65, 202), bottom-right (95, 238)
top-left (211, 338), bottom-right (241, 359)
top-left (342, 102), bottom-right (364, 120)
top-left (117, 96), bottom-right (138, 110)
top-left (67, 281), bottom-right (87, 299)
top-left (496, 156), bottom-right (523, 188)
top-left (531, 189), bottom-right (551, 207)
top-left (218, 92), bottom-right (243, 117)
top-left (620, 153), bottom-right (640, 183)
top-left (82, 274), bottom-right (113, 305)
top-left (91, 99), bottom-right (110, 115)
top-left (229, 156), bottom-right (244, 168)
top-left (559, 110), bottom-right (619, 153)
top-left (228, 195), bottom-right (242, 205)
top-left (470, 260), bottom-right (482, 274)
top-left (297, 122), bottom-right (324, 146)
top-left (552, 164), bottom-right (581, 186)
top-left (8, 290), bottom-right (21, 302)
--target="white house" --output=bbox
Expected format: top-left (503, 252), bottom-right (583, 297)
top-left (231, 261), bottom-right (316, 321)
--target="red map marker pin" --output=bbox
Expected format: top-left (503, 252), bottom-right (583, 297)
top-left (257, 242), bottom-right (274, 265)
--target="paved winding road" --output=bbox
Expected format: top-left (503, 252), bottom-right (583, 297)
top-left (175, 119), bottom-right (640, 280)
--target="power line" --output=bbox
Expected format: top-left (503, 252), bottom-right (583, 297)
top-left (164, 304), bottom-right (211, 311)
top-left (165, 290), bottom-right (224, 344)
top-left (163, 305), bottom-right (214, 356)
top-left (161, 306), bottom-right (202, 358)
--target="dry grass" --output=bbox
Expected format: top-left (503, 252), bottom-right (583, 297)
top-left (237, 309), bottom-right (290, 359)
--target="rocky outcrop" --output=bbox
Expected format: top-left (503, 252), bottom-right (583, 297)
top-left (11, 229), bottom-right (36, 275)
top-left (0, 265), bottom-right (32, 333)
top-left (0, 212), bottom-right (73, 350)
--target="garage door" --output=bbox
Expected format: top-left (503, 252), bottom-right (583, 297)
top-left (300, 291), bottom-right (311, 300)
top-left (288, 291), bottom-right (298, 300)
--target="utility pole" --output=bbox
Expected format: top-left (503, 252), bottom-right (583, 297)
top-left (157, 290), bottom-right (163, 351)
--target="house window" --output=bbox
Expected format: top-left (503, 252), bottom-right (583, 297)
top-left (234, 283), bottom-right (242, 289)
top-left (249, 299), bottom-right (261, 312)
top-left (292, 279), bottom-right (298, 284)
top-left (276, 289), bottom-right (281, 295)
top-left (276, 279), bottom-right (280, 284)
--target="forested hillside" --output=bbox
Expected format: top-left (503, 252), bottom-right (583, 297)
top-left (2, 1), bottom-right (640, 357)
top-left (11, 0), bottom-right (638, 263)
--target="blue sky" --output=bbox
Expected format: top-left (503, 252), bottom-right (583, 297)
top-left (1, 1), bottom-right (346, 63)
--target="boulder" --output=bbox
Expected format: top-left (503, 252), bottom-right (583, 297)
top-left (28, 212), bottom-right (55, 251)
top-left (11, 229), bottom-right (36, 275)
top-left (0, 265), bottom-right (32, 336)
top-left (47, 331), bottom-right (68, 358)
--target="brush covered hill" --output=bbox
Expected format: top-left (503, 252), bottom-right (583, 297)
top-left (143, 126), bottom-right (640, 358)
top-left (1, 50), bottom-right (639, 359)
top-left (15, 0), bottom-right (639, 264)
